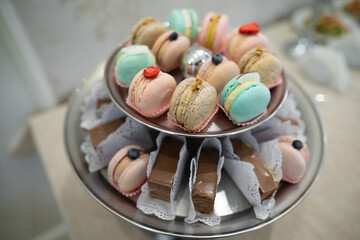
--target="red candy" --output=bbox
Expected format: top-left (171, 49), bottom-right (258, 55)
top-left (239, 22), bottom-right (260, 35)
top-left (143, 66), bottom-right (160, 79)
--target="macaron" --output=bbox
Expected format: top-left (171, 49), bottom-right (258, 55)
top-left (220, 72), bottom-right (270, 124)
top-left (197, 53), bottom-right (240, 93)
top-left (131, 18), bottom-right (167, 49)
top-left (278, 136), bottom-right (310, 184)
top-left (168, 76), bottom-right (218, 132)
top-left (238, 46), bottom-right (283, 89)
top-left (168, 8), bottom-right (198, 42)
top-left (226, 22), bottom-right (269, 63)
top-left (107, 145), bottom-right (150, 196)
top-left (114, 45), bottom-right (156, 87)
top-left (126, 66), bottom-right (176, 118)
top-left (198, 12), bottom-right (229, 53)
top-left (152, 31), bottom-right (191, 72)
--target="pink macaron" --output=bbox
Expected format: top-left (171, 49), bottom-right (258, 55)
top-left (226, 22), bottom-right (269, 63)
top-left (278, 136), bottom-right (310, 184)
top-left (197, 53), bottom-right (240, 93)
top-left (198, 12), bottom-right (229, 53)
top-left (107, 145), bottom-right (150, 196)
top-left (126, 66), bottom-right (177, 118)
top-left (152, 31), bottom-right (191, 72)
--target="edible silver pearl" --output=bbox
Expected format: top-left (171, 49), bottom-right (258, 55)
top-left (181, 46), bottom-right (212, 78)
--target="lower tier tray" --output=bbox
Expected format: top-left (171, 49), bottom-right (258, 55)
top-left (64, 62), bottom-right (325, 238)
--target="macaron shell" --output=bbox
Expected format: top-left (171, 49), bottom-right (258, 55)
top-left (127, 70), bottom-right (176, 117)
top-left (278, 136), bottom-right (310, 164)
top-left (168, 8), bottom-right (198, 42)
top-left (168, 9), bottom-right (184, 33)
top-left (169, 78), bottom-right (192, 123)
top-left (199, 12), bottom-right (213, 46)
top-left (153, 31), bottom-right (191, 72)
top-left (117, 153), bottom-right (150, 193)
top-left (199, 13), bottom-right (229, 53)
top-left (115, 49), bottom-right (156, 86)
top-left (278, 142), bottom-right (306, 184)
top-left (131, 18), bottom-right (167, 49)
top-left (188, 8), bottom-right (199, 42)
top-left (200, 59), bottom-right (240, 93)
top-left (183, 82), bottom-right (217, 131)
top-left (136, 72), bottom-right (176, 115)
top-left (107, 145), bottom-right (145, 188)
top-left (212, 15), bottom-right (229, 53)
top-left (227, 28), bottom-right (269, 62)
top-left (238, 48), bottom-right (282, 88)
top-left (229, 82), bottom-right (270, 123)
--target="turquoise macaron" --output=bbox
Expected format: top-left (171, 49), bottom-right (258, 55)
top-left (220, 72), bottom-right (270, 123)
top-left (115, 45), bottom-right (156, 87)
top-left (168, 8), bottom-right (198, 42)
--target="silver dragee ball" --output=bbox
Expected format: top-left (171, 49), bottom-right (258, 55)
top-left (181, 45), bottom-right (212, 78)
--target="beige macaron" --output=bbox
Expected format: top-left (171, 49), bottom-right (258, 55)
top-left (169, 76), bottom-right (217, 132)
top-left (238, 46), bottom-right (283, 88)
top-left (131, 18), bottom-right (167, 49)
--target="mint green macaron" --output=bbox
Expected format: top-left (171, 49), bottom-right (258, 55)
top-left (221, 72), bottom-right (270, 123)
top-left (168, 8), bottom-right (198, 42)
top-left (115, 45), bottom-right (156, 86)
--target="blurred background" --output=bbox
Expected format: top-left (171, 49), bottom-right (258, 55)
top-left (1, 0), bottom-right (359, 239)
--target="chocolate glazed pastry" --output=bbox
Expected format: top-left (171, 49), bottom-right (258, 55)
top-left (88, 117), bottom-right (126, 149)
top-left (231, 139), bottom-right (278, 201)
top-left (148, 136), bottom-right (183, 202)
top-left (192, 148), bottom-right (219, 213)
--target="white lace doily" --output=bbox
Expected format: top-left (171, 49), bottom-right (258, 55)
top-left (185, 138), bottom-right (224, 226)
top-left (222, 131), bottom-right (282, 220)
top-left (80, 80), bottom-right (124, 130)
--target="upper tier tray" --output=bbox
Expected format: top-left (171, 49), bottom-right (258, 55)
top-left (105, 42), bottom-right (288, 138)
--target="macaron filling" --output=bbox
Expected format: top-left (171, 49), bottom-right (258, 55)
top-left (224, 81), bottom-right (255, 112)
top-left (116, 45), bottom-right (155, 64)
top-left (221, 72), bottom-right (260, 106)
top-left (175, 79), bottom-right (200, 124)
top-left (181, 9), bottom-right (192, 38)
top-left (206, 14), bottom-right (220, 49)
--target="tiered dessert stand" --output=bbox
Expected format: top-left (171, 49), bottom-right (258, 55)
top-left (64, 42), bottom-right (325, 238)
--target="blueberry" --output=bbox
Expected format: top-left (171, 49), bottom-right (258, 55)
top-left (127, 148), bottom-right (140, 160)
top-left (292, 140), bottom-right (303, 150)
top-left (212, 53), bottom-right (223, 65)
top-left (169, 32), bottom-right (178, 41)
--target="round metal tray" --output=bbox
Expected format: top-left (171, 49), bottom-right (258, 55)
top-left (64, 62), bottom-right (325, 239)
top-left (105, 43), bottom-right (288, 138)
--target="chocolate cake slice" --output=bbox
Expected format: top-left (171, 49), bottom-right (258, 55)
top-left (88, 117), bottom-right (126, 149)
top-left (231, 139), bottom-right (278, 201)
top-left (148, 137), bottom-right (183, 202)
top-left (192, 148), bottom-right (219, 214)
